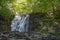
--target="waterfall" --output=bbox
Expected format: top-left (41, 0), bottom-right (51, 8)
top-left (11, 12), bottom-right (29, 32)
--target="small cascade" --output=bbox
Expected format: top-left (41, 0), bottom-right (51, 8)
top-left (11, 12), bottom-right (29, 32)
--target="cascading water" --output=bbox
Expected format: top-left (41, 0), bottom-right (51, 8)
top-left (11, 12), bottom-right (29, 32)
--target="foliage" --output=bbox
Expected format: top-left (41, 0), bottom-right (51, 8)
top-left (0, 0), bottom-right (15, 31)
top-left (30, 12), bottom-right (60, 35)
top-left (0, 0), bottom-right (60, 35)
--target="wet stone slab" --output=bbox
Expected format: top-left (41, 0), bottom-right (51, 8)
top-left (0, 32), bottom-right (27, 40)
top-left (9, 38), bottom-right (26, 40)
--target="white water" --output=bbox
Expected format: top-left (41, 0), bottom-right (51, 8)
top-left (11, 12), bottom-right (29, 32)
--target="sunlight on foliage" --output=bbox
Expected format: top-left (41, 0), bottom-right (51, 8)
top-left (6, 0), bottom-right (59, 14)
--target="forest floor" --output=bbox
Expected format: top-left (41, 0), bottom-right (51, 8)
top-left (0, 31), bottom-right (60, 40)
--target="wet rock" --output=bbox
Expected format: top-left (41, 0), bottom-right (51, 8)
top-left (8, 32), bottom-right (26, 39)
top-left (0, 36), bottom-right (2, 40)
top-left (0, 35), bottom-right (8, 40)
